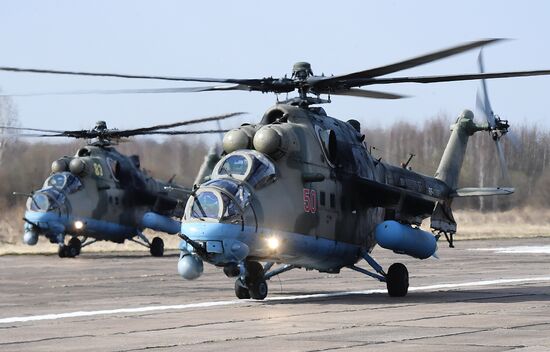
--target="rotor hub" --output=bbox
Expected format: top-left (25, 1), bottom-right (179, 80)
top-left (292, 62), bottom-right (313, 80)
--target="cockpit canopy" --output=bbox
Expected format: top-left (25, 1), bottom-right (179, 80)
top-left (26, 172), bottom-right (82, 212)
top-left (185, 150), bottom-right (275, 224)
top-left (26, 187), bottom-right (67, 212)
top-left (43, 172), bottom-right (83, 194)
top-left (186, 178), bottom-right (251, 222)
top-left (212, 150), bottom-right (276, 189)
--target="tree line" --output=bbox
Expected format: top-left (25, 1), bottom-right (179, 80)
top-left (364, 114), bottom-right (550, 211)
top-left (1, 106), bottom-right (549, 212)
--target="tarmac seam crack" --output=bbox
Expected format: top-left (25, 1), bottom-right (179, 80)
top-left (53, 302), bottom-right (415, 328)
top-left (301, 327), bottom-right (509, 351)
top-left (112, 323), bottom-right (370, 351)
top-left (110, 318), bottom-right (512, 352)
top-left (0, 334), bottom-right (96, 346)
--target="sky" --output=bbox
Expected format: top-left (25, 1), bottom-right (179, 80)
top-left (1, 0), bottom-right (550, 139)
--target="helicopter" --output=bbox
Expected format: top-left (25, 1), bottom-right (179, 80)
top-left (0, 113), bottom-right (240, 258)
top-left (1, 39), bottom-right (549, 298)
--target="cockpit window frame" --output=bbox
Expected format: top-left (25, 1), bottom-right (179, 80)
top-left (213, 153), bottom-right (253, 182)
top-left (188, 190), bottom-right (224, 221)
top-left (184, 178), bottom-right (256, 230)
top-left (212, 150), bottom-right (277, 189)
top-left (314, 125), bottom-right (337, 168)
top-left (44, 172), bottom-right (83, 194)
top-left (26, 187), bottom-right (68, 213)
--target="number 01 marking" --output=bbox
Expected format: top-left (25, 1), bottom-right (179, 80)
top-left (303, 188), bottom-right (317, 213)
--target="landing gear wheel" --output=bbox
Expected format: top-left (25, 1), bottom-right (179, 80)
top-left (245, 261), bottom-right (264, 280)
top-left (67, 237), bottom-right (81, 257)
top-left (386, 263), bottom-right (409, 297)
top-left (245, 261), bottom-right (268, 300)
top-left (234, 278), bottom-right (251, 299)
top-left (58, 245), bottom-right (67, 258)
top-left (248, 278), bottom-right (268, 300)
top-left (150, 237), bottom-right (164, 257)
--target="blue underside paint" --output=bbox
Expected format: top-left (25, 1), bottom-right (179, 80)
top-left (180, 222), bottom-right (362, 270)
top-left (141, 212), bottom-right (180, 234)
top-left (374, 220), bottom-right (437, 259)
top-left (24, 211), bottom-right (135, 242)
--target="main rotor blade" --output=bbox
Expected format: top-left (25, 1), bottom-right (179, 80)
top-left (0, 132), bottom-right (68, 137)
top-left (132, 129), bottom-right (230, 136)
top-left (0, 84), bottom-right (251, 97)
top-left (0, 84), bottom-right (254, 97)
top-left (2, 113), bottom-right (244, 140)
top-left (328, 88), bottom-right (407, 100)
top-left (0, 66), bottom-right (296, 93)
top-left (110, 112), bottom-right (245, 137)
top-left (358, 69), bottom-right (550, 85)
top-left (315, 39), bottom-right (503, 87)
top-left (0, 126), bottom-right (66, 133)
top-left (0, 65), bottom-right (263, 84)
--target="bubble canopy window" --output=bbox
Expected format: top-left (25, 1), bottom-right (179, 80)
top-left (212, 150), bottom-right (276, 189)
top-left (187, 179), bottom-right (251, 222)
top-left (44, 172), bottom-right (82, 194)
top-left (27, 188), bottom-right (67, 212)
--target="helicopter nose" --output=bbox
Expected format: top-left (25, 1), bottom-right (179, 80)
top-left (24, 211), bottom-right (66, 235)
top-left (180, 222), bottom-right (250, 265)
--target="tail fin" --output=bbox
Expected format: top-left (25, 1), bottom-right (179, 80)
top-left (434, 109), bottom-right (489, 189)
top-left (193, 145), bottom-right (221, 186)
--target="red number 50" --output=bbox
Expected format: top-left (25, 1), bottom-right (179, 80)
top-left (303, 188), bottom-right (317, 213)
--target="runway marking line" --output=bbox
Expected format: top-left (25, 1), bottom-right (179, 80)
top-left (469, 246), bottom-right (550, 254)
top-left (2, 276), bottom-right (550, 325)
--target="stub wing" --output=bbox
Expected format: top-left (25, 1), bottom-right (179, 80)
top-left (450, 187), bottom-right (515, 197)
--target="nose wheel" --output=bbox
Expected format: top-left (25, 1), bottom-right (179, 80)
top-left (234, 278), bottom-right (251, 299)
top-left (233, 261), bottom-right (269, 300)
top-left (58, 237), bottom-right (82, 258)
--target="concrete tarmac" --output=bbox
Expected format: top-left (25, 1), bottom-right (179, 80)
top-left (1, 237), bottom-right (549, 352)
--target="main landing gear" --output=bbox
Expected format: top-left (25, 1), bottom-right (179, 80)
top-left (58, 237), bottom-right (81, 258)
top-left (227, 256), bottom-right (408, 300)
top-left (131, 233), bottom-right (164, 257)
top-left (349, 253), bottom-right (409, 297)
top-left (57, 236), bottom-right (97, 258)
top-left (385, 263), bottom-right (409, 297)
top-left (234, 261), bottom-right (268, 300)
top-left (230, 261), bottom-right (296, 300)
top-left (149, 237), bottom-right (164, 257)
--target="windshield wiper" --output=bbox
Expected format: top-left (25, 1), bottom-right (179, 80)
top-left (191, 197), bottom-right (207, 221)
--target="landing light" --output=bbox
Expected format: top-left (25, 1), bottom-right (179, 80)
top-left (266, 236), bottom-right (280, 251)
top-left (74, 220), bottom-right (84, 230)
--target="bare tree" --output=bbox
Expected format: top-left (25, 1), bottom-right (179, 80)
top-left (0, 95), bottom-right (19, 166)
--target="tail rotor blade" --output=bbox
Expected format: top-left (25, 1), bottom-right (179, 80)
top-left (477, 50), bottom-right (496, 128)
top-left (495, 139), bottom-right (511, 186)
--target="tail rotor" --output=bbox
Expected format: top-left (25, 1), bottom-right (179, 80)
top-left (476, 50), bottom-right (512, 186)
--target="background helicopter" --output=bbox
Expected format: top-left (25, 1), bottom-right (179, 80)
top-left (1, 39), bottom-right (549, 298)
top-left (0, 113), bottom-right (240, 257)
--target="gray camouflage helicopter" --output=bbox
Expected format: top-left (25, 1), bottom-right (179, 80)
top-left (1, 114), bottom-right (240, 257)
top-left (1, 39), bottom-right (549, 297)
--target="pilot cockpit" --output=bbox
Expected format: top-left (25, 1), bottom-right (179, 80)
top-left (26, 172), bottom-right (82, 213)
top-left (43, 172), bottom-right (83, 194)
top-left (211, 150), bottom-right (276, 189)
top-left (185, 150), bottom-right (277, 226)
top-left (26, 187), bottom-right (67, 213)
